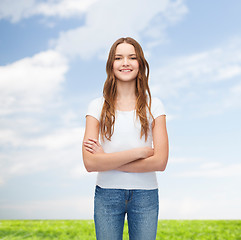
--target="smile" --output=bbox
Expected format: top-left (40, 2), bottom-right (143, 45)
top-left (120, 69), bottom-right (132, 72)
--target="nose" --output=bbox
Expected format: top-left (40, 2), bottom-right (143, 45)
top-left (122, 57), bottom-right (129, 66)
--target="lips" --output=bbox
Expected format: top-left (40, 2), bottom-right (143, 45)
top-left (120, 69), bottom-right (132, 72)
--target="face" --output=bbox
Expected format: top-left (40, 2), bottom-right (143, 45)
top-left (113, 43), bottom-right (139, 82)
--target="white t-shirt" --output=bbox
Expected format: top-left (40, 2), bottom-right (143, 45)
top-left (85, 96), bottom-right (166, 190)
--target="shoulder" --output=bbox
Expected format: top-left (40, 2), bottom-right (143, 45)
top-left (151, 96), bottom-right (165, 110)
top-left (86, 96), bottom-right (105, 121)
top-left (88, 96), bottom-right (105, 106)
top-left (150, 96), bottom-right (166, 119)
top-left (152, 96), bottom-right (164, 106)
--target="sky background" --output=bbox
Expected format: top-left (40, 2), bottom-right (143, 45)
top-left (0, 0), bottom-right (241, 220)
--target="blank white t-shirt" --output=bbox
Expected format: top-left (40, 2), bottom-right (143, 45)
top-left (85, 96), bottom-right (166, 190)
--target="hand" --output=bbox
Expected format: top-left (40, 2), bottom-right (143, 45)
top-left (83, 138), bottom-right (104, 154)
top-left (141, 147), bottom-right (154, 159)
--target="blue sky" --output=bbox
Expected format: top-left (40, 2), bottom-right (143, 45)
top-left (0, 0), bottom-right (241, 219)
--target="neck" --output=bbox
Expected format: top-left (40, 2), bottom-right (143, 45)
top-left (116, 79), bottom-right (136, 100)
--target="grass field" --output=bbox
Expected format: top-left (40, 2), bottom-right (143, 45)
top-left (0, 220), bottom-right (240, 239)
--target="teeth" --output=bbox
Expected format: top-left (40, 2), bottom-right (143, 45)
top-left (121, 70), bottom-right (131, 72)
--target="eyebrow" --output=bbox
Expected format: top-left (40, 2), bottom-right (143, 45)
top-left (115, 54), bottom-right (137, 56)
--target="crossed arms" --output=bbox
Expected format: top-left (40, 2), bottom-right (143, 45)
top-left (82, 115), bottom-right (169, 173)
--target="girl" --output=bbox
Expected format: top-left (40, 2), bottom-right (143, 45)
top-left (82, 37), bottom-right (169, 240)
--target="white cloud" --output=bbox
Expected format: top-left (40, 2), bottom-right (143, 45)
top-left (0, 196), bottom-right (94, 219)
top-left (0, 129), bottom-right (21, 147)
top-left (200, 162), bottom-right (222, 169)
top-left (151, 44), bottom-right (241, 98)
top-left (0, 125), bottom-right (85, 150)
top-left (216, 65), bottom-right (241, 80)
top-left (0, 50), bottom-right (68, 115)
top-left (168, 157), bottom-right (203, 164)
top-left (223, 81), bottom-right (241, 109)
top-left (69, 164), bottom-right (96, 179)
top-left (175, 163), bottom-right (241, 178)
top-left (34, 0), bottom-right (99, 18)
top-left (53, 0), bottom-right (187, 59)
top-left (0, 0), bottom-right (35, 23)
top-left (27, 127), bottom-right (84, 149)
top-left (0, 0), bottom-right (99, 23)
top-left (150, 37), bottom-right (241, 115)
top-left (0, 126), bottom-right (86, 183)
top-left (159, 196), bottom-right (241, 219)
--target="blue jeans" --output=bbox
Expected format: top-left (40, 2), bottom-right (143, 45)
top-left (94, 185), bottom-right (159, 240)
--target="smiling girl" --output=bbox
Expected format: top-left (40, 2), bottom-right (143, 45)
top-left (82, 37), bottom-right (169, 240)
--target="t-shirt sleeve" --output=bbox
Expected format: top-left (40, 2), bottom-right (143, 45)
top-left (151, 97), bottom-right (166, 119)
top-left (85, 97), bottom-right (103, 121)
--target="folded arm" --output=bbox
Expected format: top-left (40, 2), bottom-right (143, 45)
top-left (82, 115), bottom-right (153, 172)
top-left (83, 115), bottom-right (169, 173)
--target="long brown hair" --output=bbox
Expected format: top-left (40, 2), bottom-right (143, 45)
top-left (100, 37), bottom-right (154, 142)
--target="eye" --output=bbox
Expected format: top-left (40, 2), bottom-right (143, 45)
top-left (115, 57), bottom-right (121, 60)
top-left (130, 57), bottom-right (137, 60)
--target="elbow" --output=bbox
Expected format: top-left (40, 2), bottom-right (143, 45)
top-left (159, 164), bottom-right (167, 172)
top-left (84, 163), bottom-right (93, 173)
top-left (85, 166), bottom-right (94, 173)
top-left (154, 148), bottom-right (168, 172)
top-left (83, 158), bottom-right (96, 172)
top-left (82, 149), bottom-right (101, 172)
top-left (157, 156), bottom-right (168, 172)
top-left (83, 152), bottom-right (106, 172)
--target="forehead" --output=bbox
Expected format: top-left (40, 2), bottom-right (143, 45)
top-left (115, 43), bottom-right (136, 55)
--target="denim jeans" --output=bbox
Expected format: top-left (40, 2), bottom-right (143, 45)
top-left (94, 185), bottom-right (159, 240)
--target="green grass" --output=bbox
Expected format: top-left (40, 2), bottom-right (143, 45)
top-left (0, 220), bottom-right (240, 239)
